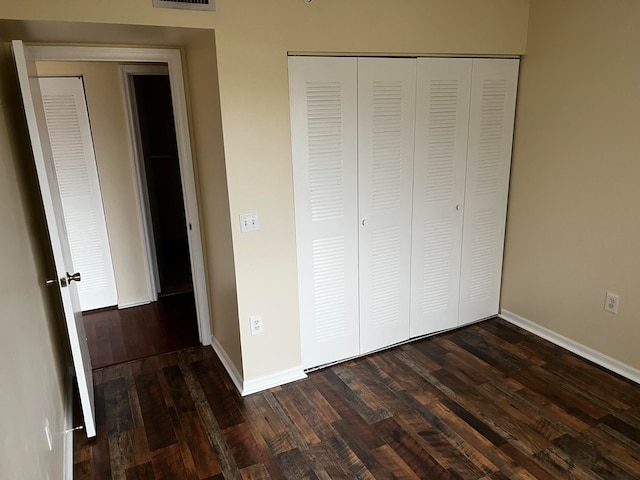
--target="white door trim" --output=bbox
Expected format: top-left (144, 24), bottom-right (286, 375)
top-left (119, 64), bottom-right (172, 302)
top-left (27, 44), bottom-right (212, 345)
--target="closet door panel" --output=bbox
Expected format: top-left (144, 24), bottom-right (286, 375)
top-left (410, 58), bottom-right (472, 337)
top-left (459, 59), bottom-right (519, 325)
top-left (358, 58), bottom-right (416, 353)
top-left (289, 57), bottom-right (360, 369)
top-left (40, 77), bottom-right (119, 312)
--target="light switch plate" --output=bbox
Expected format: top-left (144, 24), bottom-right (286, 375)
top-left (240, 213), bottom-right (260, 233)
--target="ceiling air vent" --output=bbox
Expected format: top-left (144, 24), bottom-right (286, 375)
top-left (153, 0), bottom-right (215, 11)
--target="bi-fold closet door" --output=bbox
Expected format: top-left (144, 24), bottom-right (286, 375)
top-left (410, 58), bottom-right (519, 337)
top-left (289, 57), bottom-right (416, 369)
top-left (289, 58), bottom-right (361, 370)
top-left (290, 56), bottom-right (519, 370)
top-left (357, 58), bottom-right (416, 356)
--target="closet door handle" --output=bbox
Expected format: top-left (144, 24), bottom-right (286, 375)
top-left (361, 219), bottom-right (368, 226)
top-left (456, 204), bottom-right (462, 211)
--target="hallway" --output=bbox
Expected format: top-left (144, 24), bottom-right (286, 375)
top-left (83, 292), bottom-right (200, 369)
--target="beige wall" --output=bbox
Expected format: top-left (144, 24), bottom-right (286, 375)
top-left (0, 44), bottom-right (68, 479)
top-left (35, 61), bottom-right (150, 306)
top-left (0, 22), bottom-right (243, 375)
top-left (212, 0), bottom-right (529, 381)
top-left (0, 1), bottom-right (530, 383)
top-left (502, 0), bottom-right (640, 369)
top-left (183, 31), bottom-right (242, 372)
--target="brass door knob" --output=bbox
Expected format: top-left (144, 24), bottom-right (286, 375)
top-left (66, 272), bottom-right (81, 283)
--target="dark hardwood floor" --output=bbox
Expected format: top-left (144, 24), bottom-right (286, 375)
top-left (83, 292), bottom-right (200, 369)
top-left (74, 318), bottom-right (640, 479)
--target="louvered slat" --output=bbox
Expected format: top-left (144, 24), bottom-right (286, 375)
top-left (476, 80), bottom-right (507, 196)
top-left (307, 82), bottom-right (345, 221)
top-left (468, 210), bottom-right (499, 301)
top-left (370, 81), bottom-right (404, 328)
top-left (371, 226), bottom-right (402, 328)
top-left (43, 95), bottom-right (92, 197)
top-left (371, 81), bottom-right (404, 211)
top-left (421, 218), bottom-right (455, 312)
top-left (65, 210), bottom-right (110, 292)
top-left (311, 237), bottom-right (347, 340)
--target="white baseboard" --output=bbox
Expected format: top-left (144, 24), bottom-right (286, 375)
top-left (242, 366), bottom-right (307, 396)
top-left (210, 335), bottom-right (244, 394)
top-left (64, 367), bottom-right (74, 480)
top-left (118, 296), bottom-right (151, 309)
top-left (210, 335), bottom-right (307, 396)
top-left (500, 309), bottom-right (640, 385)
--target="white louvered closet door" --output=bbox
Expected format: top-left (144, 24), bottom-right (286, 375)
top-left (39, 77), bottom-right (118, 312)
top-left (458, 59), bottom-right (519, 325)
top-left (410, 59), bottom-right (472, 337)
top-left (357, 58), bottom-right (416, 354)
top-left (289, 57), bottom-right (360, 369)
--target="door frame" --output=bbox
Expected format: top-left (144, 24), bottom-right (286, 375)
top-left (120, 64), bottom-right (171, 301)
top-left (27, 44), bottom-right (212, 345)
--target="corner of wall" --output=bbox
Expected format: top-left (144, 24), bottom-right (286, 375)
top-left (500, 310), bottom-right (640, 385)
top-left (210, 334), bottom-right (307, 396)
top-left (210, 334), bottom-right (244, 393)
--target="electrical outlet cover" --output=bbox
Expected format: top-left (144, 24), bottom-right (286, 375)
top-left (604, 292), bottom-right (619, 314)
top-left (250, 315), bottom-right (263, 335)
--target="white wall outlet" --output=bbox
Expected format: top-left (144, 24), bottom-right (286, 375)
top-left (250, 315), bottom-right (264, 335)
top-left (44, 418), bottom-right (53, 451)
top-left (604, 292), bottom-right (620, 314)
top-left (239, 213), bottom-right (260, 233)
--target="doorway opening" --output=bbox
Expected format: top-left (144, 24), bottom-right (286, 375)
top-left (126, 68), bottom-right (194, 299)
top-left (13, 38), bottom-right (216, 439)
top-left (83, 67), bottom-right (202, 369)
top-left (36, 60), bottom-right (202, 367)
top-left (32, 47), bottom-right (211, 376)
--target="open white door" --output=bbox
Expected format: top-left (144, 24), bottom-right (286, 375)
top-left (12, 40), bottom-right (96, 438)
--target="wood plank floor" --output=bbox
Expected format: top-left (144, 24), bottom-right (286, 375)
top-left (83, 292), bottom-right (200, 369)
top-left (74, 318), bottom-right (640, 479)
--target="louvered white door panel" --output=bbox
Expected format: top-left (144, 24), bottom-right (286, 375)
top-left (459, 59), bottom-right (519, 325)
top-left (40, 77), bottom-right (118, 311)
top-left (357, 58), bottom-right (415, 354)
top-left (289, 57), bottom-right (360, 369)
top-left (410, 59), bottom-right (472, 337)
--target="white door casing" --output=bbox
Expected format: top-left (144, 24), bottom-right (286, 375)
top-left (39, 76), bottom-right (118, 312)
top-left (120, 64), bottom-right (171, 302)
top-left (410, 58), bottom-right (472, 337)
top-left (289, 57), bottom-right (360, 369)
top-left (458, 58), bottom-right (519, 325)
top-left (12, 40), bottom-right (96, 438)
top-left (357, 58), bottom-right (415, 354)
